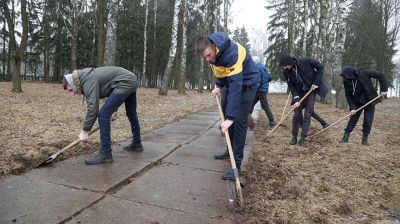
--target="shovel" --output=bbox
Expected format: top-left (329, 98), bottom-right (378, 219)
top-left (309, 95), bottom-right (383, 138)
top-left (215, 96), bottom-right (245, 210)
top-left (36, 127), bottom-right (100, 167)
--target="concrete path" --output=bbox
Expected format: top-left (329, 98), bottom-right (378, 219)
top-left (0, 107), bottom-right (259, 224)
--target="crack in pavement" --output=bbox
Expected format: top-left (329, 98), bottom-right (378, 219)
top-left (57, 116), bottom-right (220, 224)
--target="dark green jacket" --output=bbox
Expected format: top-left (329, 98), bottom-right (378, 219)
top-left (78, 66), bottom-right (138, 131)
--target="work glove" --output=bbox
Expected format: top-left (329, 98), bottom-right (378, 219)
top-left (79, 130), bottom-right (89, 141)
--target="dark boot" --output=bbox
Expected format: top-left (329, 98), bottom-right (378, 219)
top-left (222, 168), bottom-right (240, 181)
top-left (267, 121), bottom-right (276, 130)
top-left (290, 136), bottom-right (297, 145)
top-left (123, 141), bottom-right (144, 152)
top-left (322, 123), bottom-right (330, 129)
top-left (362, 133), bottom-right (369, 145)
top-left (85, 151), bottom-right (113, 165)
top-left (298, 137), bottom-right (305, 146)
top-left (340, 131), bottom-right (350, 143)
top-left (214, 150), bottom-right (229, 160)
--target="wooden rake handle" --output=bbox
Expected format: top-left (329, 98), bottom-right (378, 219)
top-left (215, 96), bottom-right (242, 190)
top-left (267, 88), bottom-right (314, 137)
top-left (279, 92), bottom-right (291, 122)
top-left (309, 95), bottom-right (383, 138)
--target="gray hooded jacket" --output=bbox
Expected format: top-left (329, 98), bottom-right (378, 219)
top-left (77, 66), bottom-right (138, 131)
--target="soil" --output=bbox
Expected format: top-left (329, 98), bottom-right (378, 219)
top-left (1, 82), bottom-right (399, 223)
top-left (241, 94), bottom-right (400, 223)
top-left (0, 82), bottom-right (215, 179)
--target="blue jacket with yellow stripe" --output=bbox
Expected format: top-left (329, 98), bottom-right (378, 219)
top-left (208, 32), bottom-right (260, 120)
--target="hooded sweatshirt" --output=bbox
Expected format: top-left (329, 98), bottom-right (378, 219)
top-left (208, 32), bottom-right (260, 120)
top-left (280, 54), bottom-right (327, 101)
top-left (340, 66), bottom-right (388, 110)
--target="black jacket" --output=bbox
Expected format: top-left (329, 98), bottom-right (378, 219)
top-left (343, 69), bottom-right (388, 110)
top-left (283, 56), bottom-right (328, 103)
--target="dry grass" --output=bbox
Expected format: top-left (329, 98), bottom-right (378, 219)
top-left (242, 94), bottom-right (400, 224)
top-left (0, 82), bottom-right (215, 178)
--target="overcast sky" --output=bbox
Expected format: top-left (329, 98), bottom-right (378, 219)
top-left (228, 0), bottom-right (271, 54)
top-left (228, 0), bottom-right (269, 33)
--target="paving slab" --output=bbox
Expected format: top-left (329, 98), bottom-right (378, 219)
top-left (0, 107), bottom-right (257, 223)
top-left (154, 123), bottom-right (210, 135)
top-left (184, 114), bottom-right (220, 121)
top-left (116, 165), bottom-right (231, 216)
top-left (68, 195), bottom-right (232, 224)
top-left (140, 132), bottom-right (196, 144)
top-left (165, 145), bottom-right (227, 172)
top-left (179, 117), bottom-right (218, 126)
top-left (175, 119), bottom-right (217, 127)
top-left (0, 175), bottom-right (102, 224)
top-left (26, 142), bottom-right (178, 192)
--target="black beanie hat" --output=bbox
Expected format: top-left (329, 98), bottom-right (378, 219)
top-left (279, 53), bottom-right (296, 66)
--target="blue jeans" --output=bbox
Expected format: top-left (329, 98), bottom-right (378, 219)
top-left (98, 91), bottom-right (141, 152)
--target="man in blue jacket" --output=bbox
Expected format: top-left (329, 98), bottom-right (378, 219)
top-left (279, 53), bottom-right (328, 146)
top-left (250, 56), bottom-right (276, 129)
top-left (195, 32), bottom-right (260, 180)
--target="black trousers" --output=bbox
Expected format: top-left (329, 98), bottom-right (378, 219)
top-left (344, 103), bottom-right (375, 135)
top-left (292, 92), bottom-right (316, 138)
top-left (251, 92), bottom-right (275, 122)
top-left (299, 111), bottom-right (328, 126)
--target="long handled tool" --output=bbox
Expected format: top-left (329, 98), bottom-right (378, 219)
top-left (279, 92), bottom-right (292, 122)
top-left (36, 127), bottom-right (100, 167)
top-left (309, 95), bottom-right (383, 138)
top-left (266, 88), bottom-right (314, 137)
top-left (215, 96), bottom-right (244, 210)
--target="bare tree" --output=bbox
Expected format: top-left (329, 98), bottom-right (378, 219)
top-left (178, 0), bottom-right (188, 94)
top-left (142, 0), bottom-right (149, 86)
top-left (2, 0), bottom-right (29, 92)
top-left (58, 0), bottom-right (89, 71)
top-left (96, 0), bottom-right (107, 67)
top-left (287, 0), bottom-right (296, 54)
top-left (158, 0), bottom-right (180, 95)
top-left (104, 0), bottom-right (119, 66)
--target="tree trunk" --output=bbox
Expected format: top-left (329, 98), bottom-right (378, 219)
top-left (287, 0), bottom-right (295, 54)
top-left (96, 0), bottom-right (106, 67)
top-left (302, 0), bottom-right (308, 54)
top-left (104, 0), bottom-right (120, 66)
top-left (178, 0), bottom-right (187, 94)
top-left (158, 0), bottom-right (180, 95)
top-left (2, 17), bottom-right (6, 81)
top-left (332, 0), bottom-right (347, 108)
top-left (223, 0), bottom-right (230, 33)
top-left (149, 0), bottom-right (158, 87)
top-left (198, 58), bottom-right (204, 93)
top-left (142, 0), bottom-right (149, 86)
top-left (2, 0), bottom-right (28, 92)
